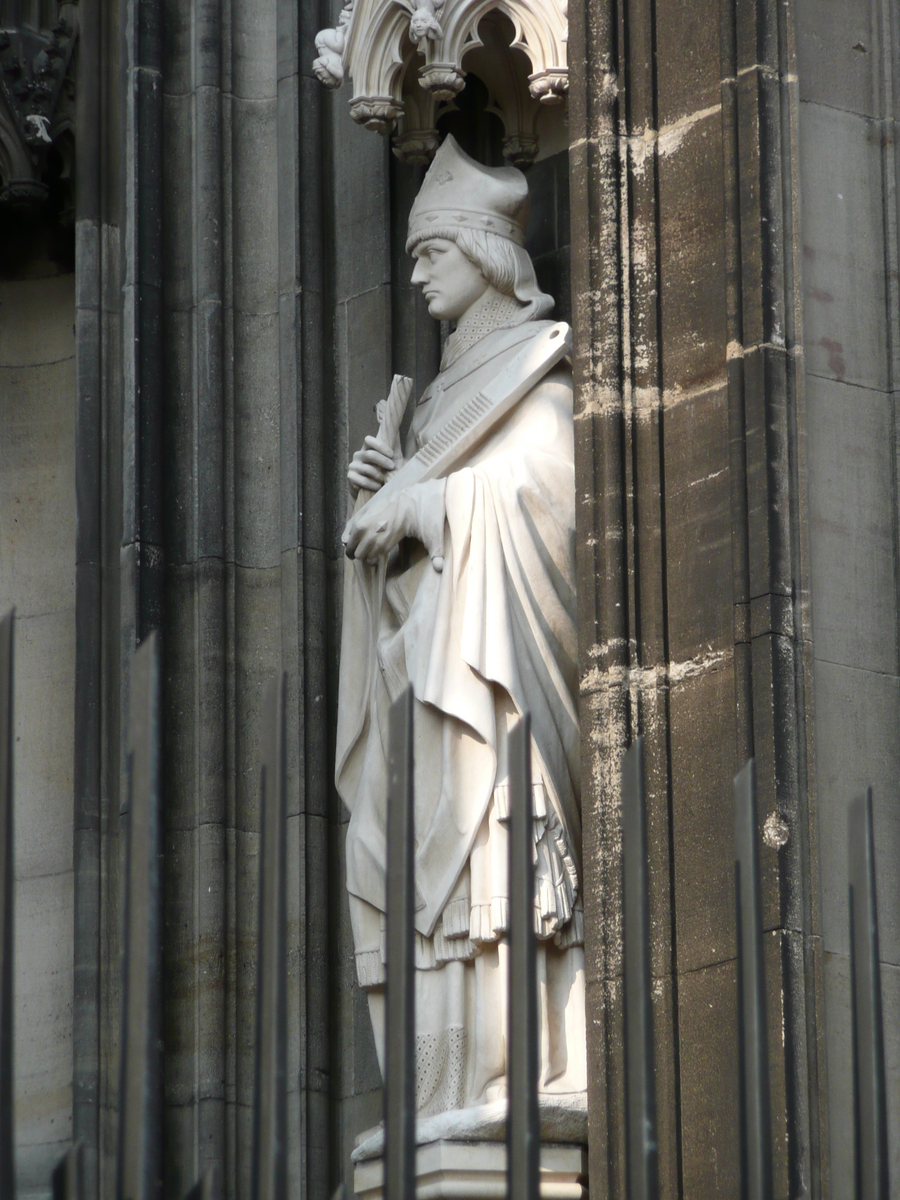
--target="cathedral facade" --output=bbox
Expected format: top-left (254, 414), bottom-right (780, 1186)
top-left (1, 0), bottom-right (899, 1195)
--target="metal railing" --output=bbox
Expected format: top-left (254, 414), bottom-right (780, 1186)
top-left (378, 690), bottom-right (543, 1200)
top-left (0, 613), bottom-right (892, 1198)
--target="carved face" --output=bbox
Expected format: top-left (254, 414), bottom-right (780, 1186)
top-left (409, 11), bottom-right (435, 39)
top-left (411, 238), bottom-right (490, 322)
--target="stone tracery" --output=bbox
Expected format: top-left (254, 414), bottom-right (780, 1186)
top-left (313, 0), bottom-right (568, 163)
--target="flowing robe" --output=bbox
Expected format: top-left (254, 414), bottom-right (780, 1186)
top-left (335, 318), bottom-right (586, 1112)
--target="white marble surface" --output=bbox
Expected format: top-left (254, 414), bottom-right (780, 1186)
top-left (354, 1138), bottom-right (588, 1199)
top-left (352, 1092), bottom-right (588, 1163)
top-left (337, 140), bottom-right (586, 1131)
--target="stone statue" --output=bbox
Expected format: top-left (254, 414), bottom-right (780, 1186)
top-left (312, 3), bottom-right (353, 88)
top-left (409, 0), bottom-right (444, 42)
top-left (336, 136), bottom-right (586, 1129)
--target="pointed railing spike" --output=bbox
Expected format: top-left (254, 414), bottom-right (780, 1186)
top-left (0, 611), bottom-right (14, 1200)
top-left (252, 674), bottom-right (288, 1200)
top-left (385, 686), bottom-right (416, 1200)
top-left (622, 738), bottom-right (659, 1200)
top-left (52, 1141), bottom-right (85, 1200)
top-left (849, 789), bottom-right (888, 1200)
top-left (734, 759), bottom-right (773, 1200)
top-left (508, 712), bottom-right (539, 1200)
top-left (116, 631), bottom-right (163, 1200)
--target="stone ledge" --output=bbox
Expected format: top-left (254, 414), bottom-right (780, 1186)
top-left (354, 1139), bottom-right (588, 1199)
top-left (352, 1093), bottom-right (588, 1163)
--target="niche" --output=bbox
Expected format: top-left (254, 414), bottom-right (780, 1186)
top-left (314, 0), bottom-right (569, 167)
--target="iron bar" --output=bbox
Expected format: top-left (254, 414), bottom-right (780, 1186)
top-left (183, 1169), bottom-right (216, 1200)
top-left (116, 631), bottom-right (163, 1200)
top-left (252, 674), bottom-right (288, 1200)
top-left (507, 712), bottom-right (539, 1200)
top-left (621, 738), bottom-right (659, 1200)
top-left (734, 759), bottom-right (773, 1200)
top-left (0, 610), bottom-right (14, 1199)
top-left (384, 686), bottom-right (416, 1200)
top-left (849, 789), bottom-right (888, 1200)
top-left (52, 1141), bottom-right (85, 1200)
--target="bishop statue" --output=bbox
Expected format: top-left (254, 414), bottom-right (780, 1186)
top-left (336, 136), bottom-right (586, 1122)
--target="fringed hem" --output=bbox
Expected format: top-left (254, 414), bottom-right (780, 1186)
top-left (355, 782), bottom-right (584, 991)
top-left (554, 906), bottom-right (584, 949)
top-left (493, 780), bottom-right (548, 823)
top-left (469, 897), bottom-right (585, 946)
top-left (469, 898), bottom-right (508, 944)
top-left (441, 896), bottom-right (471, 939)
top-left (427, 922), bottom-right (477, 967)
top-left (357, 908), bottom-right (584, 990)
top-left (356, 948), bottom-right (385, 989)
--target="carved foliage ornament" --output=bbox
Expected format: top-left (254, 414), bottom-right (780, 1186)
top-left (313, 0), bottom-right (567, 163)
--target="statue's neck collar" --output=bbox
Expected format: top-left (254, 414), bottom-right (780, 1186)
top-left (415, 319), bottom-right (554, 416)
top-left (440, 289), bottom-right (526, 370)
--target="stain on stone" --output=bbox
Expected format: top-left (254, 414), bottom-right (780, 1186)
top-left (819, 336), bottom-right (846, 378)
top-left (809, 287), bottom-right (834, 304)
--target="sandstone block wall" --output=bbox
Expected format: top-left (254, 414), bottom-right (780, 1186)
top-left (797, 0), bottom-right (900, 1190)
top-left (0, 273), bottom-right (76, 1198)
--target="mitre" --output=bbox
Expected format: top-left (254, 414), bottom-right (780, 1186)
top-left (406, 135), bottom-right (530, 250)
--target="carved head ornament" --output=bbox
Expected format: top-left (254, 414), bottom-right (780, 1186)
top-left (406, 135), bottom-right (530, 250)
top-left (409, 0), bottom-right (444, 42)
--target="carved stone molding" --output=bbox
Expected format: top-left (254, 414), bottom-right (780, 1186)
top-left (313, 0), bottom-right (567, 162)
top-left (0, 4), bottom-right (77, 212)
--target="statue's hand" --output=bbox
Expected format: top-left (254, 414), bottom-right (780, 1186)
top-left (348, 435), bottom-right (398, 498)
top-left (343, 480), bottom-right (446, 570)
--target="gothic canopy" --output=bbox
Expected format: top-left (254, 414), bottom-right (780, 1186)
top-left (313, 0), bottom-right (568, 164)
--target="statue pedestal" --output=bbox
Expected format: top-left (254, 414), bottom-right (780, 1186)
top-left (353, 1139), bottom-right (588, 1199)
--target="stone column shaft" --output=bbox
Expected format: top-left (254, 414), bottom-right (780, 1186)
top-left (569, 0), bottom-right (821, 1194)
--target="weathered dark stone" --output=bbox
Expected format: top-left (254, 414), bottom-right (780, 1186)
top-left (670, 663), bottom-right (738, 972)
top-left (57, 0), bottom-right (900, 1195)
top-left (658, 112), bottom-right (728, 392)
top-left (678, 961), bottom-right (740, 1197)
top-left (663, 383), bottom-right (732, 659)
top-left (656, 0), bottom-right (722, 123)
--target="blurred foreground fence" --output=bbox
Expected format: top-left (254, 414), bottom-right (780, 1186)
top-left (0, 612), bottom-right (892, 1198)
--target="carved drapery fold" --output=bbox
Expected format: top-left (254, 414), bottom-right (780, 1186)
top-left (313, 0), bottom-right (567, 163)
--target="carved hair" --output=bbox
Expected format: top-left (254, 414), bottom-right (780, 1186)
top-left (409, 225), bottom-right (555, 321)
